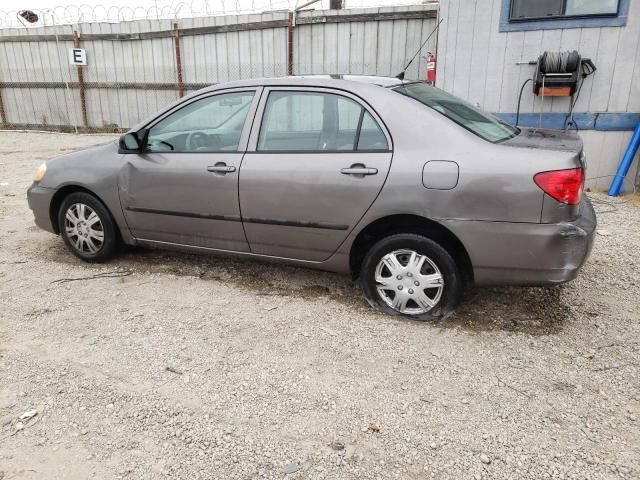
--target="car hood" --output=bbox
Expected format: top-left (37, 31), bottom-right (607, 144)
top-left (39, 140), bottom-right (121, 190)
top-left (502, 127), bottom-right (583, 153)
top-left (48, 140), bottom-right (117, 163)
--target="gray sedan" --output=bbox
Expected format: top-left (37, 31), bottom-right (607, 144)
top-left (27, 75), bottom-right (596, 320)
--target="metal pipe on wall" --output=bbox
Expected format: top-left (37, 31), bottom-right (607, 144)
top-left (608, 121), bottom-right (640, 196)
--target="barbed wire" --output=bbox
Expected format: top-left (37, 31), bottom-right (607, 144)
top-left (0, 0), bottom-right (428, 28)
top-left (1, 1), bottom-right (297, 28)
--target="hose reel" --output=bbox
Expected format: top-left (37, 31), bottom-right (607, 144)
top-left (533, 50), bottom-right (595, 97)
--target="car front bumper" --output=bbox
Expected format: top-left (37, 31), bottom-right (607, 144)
top-left (27, 182), bottom-right (57, 234)
top-left (442, 198), bottom-right (597, 287)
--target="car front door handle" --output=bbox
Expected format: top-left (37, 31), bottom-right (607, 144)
top-left (207, 164), bottom-right (236, 174)
top-left (340, 166), bottom-right (378, 176)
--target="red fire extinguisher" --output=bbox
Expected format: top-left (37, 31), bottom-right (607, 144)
top-left (426, 52), bottom-right (436, 85)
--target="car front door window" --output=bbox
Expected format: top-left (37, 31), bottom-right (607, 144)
top-left (146, 91), bottom-right (255, 153)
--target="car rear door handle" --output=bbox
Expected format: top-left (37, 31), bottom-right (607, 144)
top-left (207, 164), bottom-right (236, 173)
top-left (340, 166), bottom-right (378, 176)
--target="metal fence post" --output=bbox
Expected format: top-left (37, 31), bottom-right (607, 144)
top-left (51, 22), bottom-right (79, 134)
top-left (73, 30), bottom-right (89, 131)
top-left (287, 12), bottom-right (294, 76)
top-left (172, 23), bottom-right (185, 98)
top-left (0, 89), bottom-right (6, 127)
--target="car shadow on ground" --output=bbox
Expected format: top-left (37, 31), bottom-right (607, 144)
top-left (43, 242), bottom-right (570, 336)
top-left (447, 286), bottom-right (569, 335)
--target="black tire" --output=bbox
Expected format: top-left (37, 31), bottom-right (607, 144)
top-left (359, 233), bottom-right (462, 321)
top-left (57, 191), bottom-right (119, 262)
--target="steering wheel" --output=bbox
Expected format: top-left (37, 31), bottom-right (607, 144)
top-left (186, 131), bottom-right (221, 151)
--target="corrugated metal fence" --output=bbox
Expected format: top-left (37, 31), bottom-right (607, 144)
top-left (0, 4), bottom-right (437, 132)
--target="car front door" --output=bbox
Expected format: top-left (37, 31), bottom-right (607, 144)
top-left (239, 88), bottom-right (393, 261)
top-left (118, 88), bottom-right (260, 251)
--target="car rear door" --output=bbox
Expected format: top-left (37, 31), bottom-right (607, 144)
top-left (118, 88), bottom-right (261, 251)
top-left (239, 87), bottom-right (392, 261)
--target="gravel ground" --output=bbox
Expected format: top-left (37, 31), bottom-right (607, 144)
top-left (0, 131), bottom-right (639, 480)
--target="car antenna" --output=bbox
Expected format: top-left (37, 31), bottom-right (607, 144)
top-left (396, 18), bottom-right (444, 80)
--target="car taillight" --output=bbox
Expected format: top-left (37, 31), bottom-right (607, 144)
top-left (534, 167), bottom-right (584, 205)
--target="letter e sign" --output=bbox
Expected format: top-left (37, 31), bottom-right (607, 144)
top-left (69, 48), bottom-right (87, 66)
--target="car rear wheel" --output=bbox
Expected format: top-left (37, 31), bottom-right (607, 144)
top-left (57, 192), bottom-right (118, 262)
top-left (359, 233), bottom-right (462, 321)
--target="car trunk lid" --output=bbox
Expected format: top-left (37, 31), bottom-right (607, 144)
top-left (502, 127), bottom-right (583, 154)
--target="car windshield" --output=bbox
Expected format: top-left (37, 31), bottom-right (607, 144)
top-left (392, 82), bottom-right (519, 143)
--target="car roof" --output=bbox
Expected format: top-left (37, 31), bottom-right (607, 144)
top-left (131, 75), bottom-right (417, 132)
top-left (202, 74), bottom-right (412, 93)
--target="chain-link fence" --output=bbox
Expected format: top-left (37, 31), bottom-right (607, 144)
top-left (0, 3), bottom-right (438, 133)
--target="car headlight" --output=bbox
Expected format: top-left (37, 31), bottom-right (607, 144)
top-left (34, 162), bottom-right (47, 182)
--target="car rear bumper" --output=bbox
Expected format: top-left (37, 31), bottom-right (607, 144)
top-left (27, 182), bottom-right (56, 234)
top-left (442, 198), bottom-right (597, 287)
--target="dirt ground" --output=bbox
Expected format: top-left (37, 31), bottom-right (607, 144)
top-left (0, 131), bottom-right (639, 480)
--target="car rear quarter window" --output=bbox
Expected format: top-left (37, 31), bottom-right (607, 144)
top-left (393, 82), bottom-right (518, 143)
top-left (357, 111), bottom-right (388, 151)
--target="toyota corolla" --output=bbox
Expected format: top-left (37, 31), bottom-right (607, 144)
top-left (27, 75), bottom-right (596, 320)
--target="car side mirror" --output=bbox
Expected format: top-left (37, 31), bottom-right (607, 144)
top-left (119, 130), bottom-right (148, 153)
top-left (119, 132), bottom-right (141, 153)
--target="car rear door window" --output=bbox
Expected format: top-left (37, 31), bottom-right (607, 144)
top-left (257, 91), bottom-right (387, 152)
top-left (146, 91), bottom-right (255, 153)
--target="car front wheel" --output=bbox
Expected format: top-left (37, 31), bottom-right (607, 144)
top-left (57, 191), bottom-right (118, 262)
top-left (359, 233), bottom-right (462, 321)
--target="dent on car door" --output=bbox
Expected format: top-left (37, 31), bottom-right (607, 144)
top-left (118, 89), bottom-right (260, 251)
top-left (239, 88), bottom-right (393, 261)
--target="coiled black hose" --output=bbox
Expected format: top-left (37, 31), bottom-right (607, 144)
top-left (540, 50), bottom-right (580, 74)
